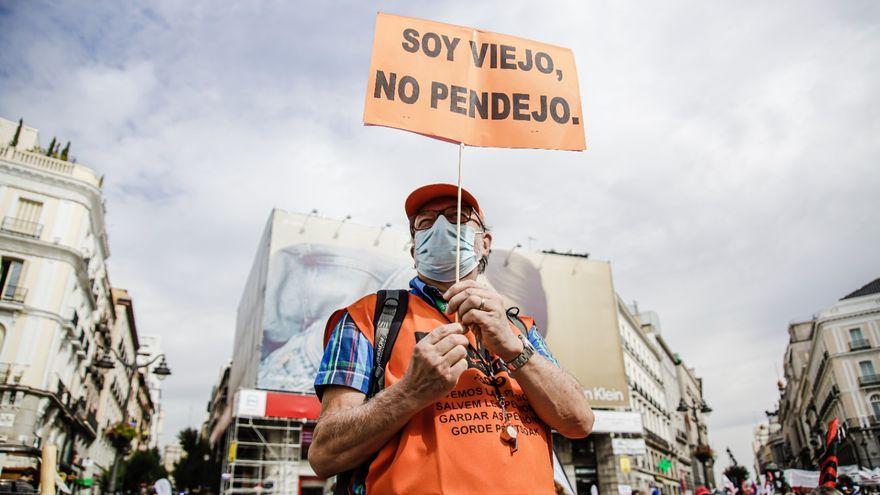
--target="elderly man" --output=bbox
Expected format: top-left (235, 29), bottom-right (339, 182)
top-left (309, 184), bottom-right (594, 494)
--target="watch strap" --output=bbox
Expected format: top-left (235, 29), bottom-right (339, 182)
top-left (505, 334), bottom-right (535, 372)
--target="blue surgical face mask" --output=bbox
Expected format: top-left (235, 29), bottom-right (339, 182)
top-left (413, 216), bottom-right (482, 283)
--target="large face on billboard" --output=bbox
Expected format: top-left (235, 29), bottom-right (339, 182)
top-left (257, 243), bottom-right (413, 391)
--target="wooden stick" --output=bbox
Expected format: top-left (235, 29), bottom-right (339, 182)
top-left (455, 142), bottom-right (463, 322)
top-left (455, 142), bottom-right (464, 284)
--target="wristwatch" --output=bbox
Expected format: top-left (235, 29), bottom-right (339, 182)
top-left (504, 334), bottom-right (535, 372)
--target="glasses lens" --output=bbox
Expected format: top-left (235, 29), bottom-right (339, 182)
top-left (413, 211), bottom-right (439, 231)
top-left (442, 207), bottom-right (472, 225)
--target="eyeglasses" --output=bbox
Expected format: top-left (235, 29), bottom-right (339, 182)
top-left (411, 206), bottom-right (484, 232)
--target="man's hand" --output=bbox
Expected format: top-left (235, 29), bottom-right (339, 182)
top-left (399, 323), bottom-right (469, 407)
top-left (444, 280), bottom-right (523, 362)
top-left (445, 281), bottom-right (594, 439)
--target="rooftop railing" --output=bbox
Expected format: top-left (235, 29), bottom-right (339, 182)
top-left (1, 146), bottom-right (74, 175)
top-left (0, 146), bottom-right (101, 187)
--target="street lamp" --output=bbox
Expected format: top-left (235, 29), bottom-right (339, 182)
top-left (678, 398), bottom-right (713, 487)
top-left (96, 347), bottom-right (172, 493)
top-left (152, 356), bottom-right (172, 379)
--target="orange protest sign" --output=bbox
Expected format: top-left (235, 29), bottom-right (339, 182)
top-left (363, 13), bottom-right (586, 151)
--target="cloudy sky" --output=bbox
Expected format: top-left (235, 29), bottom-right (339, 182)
top-left (1, 0), bottom-right (878, 478)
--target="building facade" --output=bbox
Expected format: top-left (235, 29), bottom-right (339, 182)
top-left (643, 312), bottom-right (702, 491)
top-left (138, 334), bottom-right (166, 449)
top-left (0, 117), bottom-right (160, 488)
top-left (766, 278), bottom-right (880, 471)
top-left (676, 362), bottom-right (715, 487)
top-left (0, 117), bottom-right (113, 484)
top-left (616, 304), bottom-right (715, 494)
top-left (619, 302), bottom-right (679, 494)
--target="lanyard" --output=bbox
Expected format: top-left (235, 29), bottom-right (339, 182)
top-left (429, 295), bottom-right (519, 453)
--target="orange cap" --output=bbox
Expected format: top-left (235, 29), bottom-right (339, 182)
top-left (404, 183), bottom-right (483, 219)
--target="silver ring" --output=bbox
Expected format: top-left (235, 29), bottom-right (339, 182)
top-left (479, 297), bottom-right (486, 311)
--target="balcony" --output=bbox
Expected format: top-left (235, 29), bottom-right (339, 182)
top-left (844, 417), bottom-right (880, 431)
top-left (0, 363), bottom-right (28, 385)
top-left (1, 216), bottom-right (43, 239)
top-left (676, 429), bottom-right (689, 444)
top-left (83, 410), bottom-right (99, 432)
top-left (645, 429), bottom-right (671, 450)
top-left (54, 379), bottom-right (73, 409)
top-left (859, 374), bottom-right (880, 387)
top-left (850, 339), bottom-right (872, 351)
top-left (1, 285), bottom-right (27, 303)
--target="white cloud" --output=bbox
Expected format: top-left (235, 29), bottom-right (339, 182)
top-left (1, 0), bottom-right (878, 476)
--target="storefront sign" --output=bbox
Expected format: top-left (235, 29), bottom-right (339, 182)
top-left (612, 438), bottom-right (647, 456)
top-left (592, 410), bottom-right (643, 433)
top-left (234, 389), bottom-right (267, 417)
top-left (233, 389), bottom-right (321, 419)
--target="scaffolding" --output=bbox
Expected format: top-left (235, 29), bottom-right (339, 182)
top-left (221, 416), bottom-right (304, 494)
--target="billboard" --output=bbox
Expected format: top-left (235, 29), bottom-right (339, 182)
top-left (229, 209), bottom-right (629, 409)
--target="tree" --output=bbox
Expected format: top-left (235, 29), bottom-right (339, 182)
top-left (60, 141), bottom-right (70, 161)
top-left (724, 465), bottom-right (750, 489)
top-left (9, 118), bottom-right (22, 147)
top-left (172, 428), bottom-right (221, 493)
top-left (45, 137), bottom-right (56, 156)
top-left (121, 448), bottom-right (167, 493)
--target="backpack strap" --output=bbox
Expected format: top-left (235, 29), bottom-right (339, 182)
top-left (367, 289), bottom-right (409, 398)
top-left (334, 289), bottom-right (409, 495)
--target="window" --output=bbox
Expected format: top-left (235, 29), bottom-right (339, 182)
top-left (0, 258), bottom-right (25, 302)
top-left (850, 328), bottom-right (870, 350)
top-left (1, 199), bottom-right (44, 238)
top-left (860, 360), bottom-right (876, 377)
top-left (15, 199), bottom-right (43, 224)
top-left (872, 395), bottom-right (880, 420)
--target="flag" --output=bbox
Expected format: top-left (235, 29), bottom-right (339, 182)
top-left (819, 418), bottom-right (846, 488)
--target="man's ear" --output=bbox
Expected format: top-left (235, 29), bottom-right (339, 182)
top-left (480, 231), bottom-right (493, 256)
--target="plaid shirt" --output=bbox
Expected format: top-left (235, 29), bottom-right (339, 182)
top-left (314, 277), bottom-right (558, 399)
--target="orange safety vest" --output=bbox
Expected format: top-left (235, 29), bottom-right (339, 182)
top-left (323, 293), bottom-right (555, 495)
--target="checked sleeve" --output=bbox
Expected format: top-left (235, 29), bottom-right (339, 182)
top-left (314, 311), bottom-right (374, 400)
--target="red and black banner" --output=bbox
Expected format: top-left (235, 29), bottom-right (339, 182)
top-left (818, 418), bottom-right (845, 488)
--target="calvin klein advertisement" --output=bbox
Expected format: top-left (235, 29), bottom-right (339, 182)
top-left (230, 209), bottom-right (629, 409)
